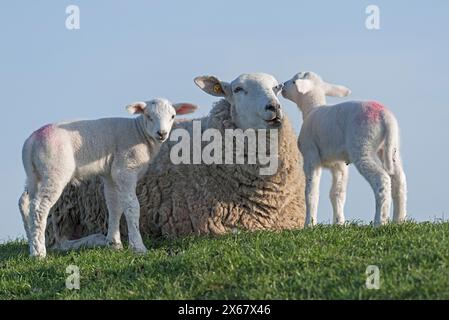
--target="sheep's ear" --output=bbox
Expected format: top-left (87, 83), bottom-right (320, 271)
top-left (194, 76), bottom-right (231, 98)
top-left (126, 101), bottom-right (147, 114)
top-left (294, 79), bottom-right (314, 94)
top-left (324, 83), bottom-right (351, 97)
top-left (173, 103), bottom-right (198, 115)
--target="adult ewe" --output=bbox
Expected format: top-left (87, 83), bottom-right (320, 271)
top-left (282, 71), bottom-right (407, 227)
top-left (45, 73), bottom-right (306, 249)
top-left (19, 98), bottom-right (197, 257)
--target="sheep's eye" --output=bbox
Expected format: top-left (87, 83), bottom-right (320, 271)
top-left (233, 87), bottom-right (244, 94)
top-left (171, 115), bottom-right (175, 119)
top-left (274, 84), bottom-right (283, 92)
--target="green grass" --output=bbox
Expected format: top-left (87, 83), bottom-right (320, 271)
top-left (1, 222), bottom-right (448, 299)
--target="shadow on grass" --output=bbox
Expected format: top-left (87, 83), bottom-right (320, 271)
top-left (0, 233), bottom-right (220, 263)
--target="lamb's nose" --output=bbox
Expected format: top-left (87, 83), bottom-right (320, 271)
top-left (265, 103), bottom-right (280, 112)
top-left (157, 130), bottom-right (168, 139)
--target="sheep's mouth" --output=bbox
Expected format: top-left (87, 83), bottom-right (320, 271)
top-left (265, 116), bottom-right (283, 127)
top-left (155, 136), bottom-right (168, 142)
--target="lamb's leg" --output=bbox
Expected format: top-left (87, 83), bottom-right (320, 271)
top-left (329, 162), bottom-right (348, 225)
top-left (103, 179), bottom-right (124, 250)
top-left (121, 191), bottom-right (147, 254)
top-left (303, 157), bottom-right (322, 227)
top-left (353, 156), bottom-right (392, 227)
top-left (19, 191), bottom-right (32, 244)
top-left (19, 178), bottom-right (37, 244)
top-left (58, 233), bottom-right (108, 251)
top-left (29, 179), bottom-right (69, 258)
top-left (113, 173), bottom-right (147, 254)
top-left (390, 159), bottom-right (407, 223)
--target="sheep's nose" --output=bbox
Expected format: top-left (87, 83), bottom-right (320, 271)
top-left (157, 130), bottom-right (168, 140)
top-left (265, 103), bottom-right (280, 112)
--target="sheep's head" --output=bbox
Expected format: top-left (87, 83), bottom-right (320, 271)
top-left (127, 98), bottom-right (197, 142)
top-left (194, 73), bottom-right (284, 130)
top-left (282, 71), bottom-right (351, 102)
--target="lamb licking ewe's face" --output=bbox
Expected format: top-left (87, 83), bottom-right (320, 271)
top-left (282, 71), bottom-right (351, 102)
top-left (127, 98), bottom-right (197, 142)
top-left (194, 73), bottom-right (284, 130)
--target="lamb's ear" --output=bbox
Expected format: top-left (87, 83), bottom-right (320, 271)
top-left (194, 76), bottom-right (231, 98)
top-left (323, 82), bottom-right (351, 97)
top-left (126, 101), bottom-right (147, 114)
top-left (173, 103), bottom-right (198, 115)
top-left (294, 79), bottom-right (314, 94)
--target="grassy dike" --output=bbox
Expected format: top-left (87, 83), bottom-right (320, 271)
top-left (0, 222), bottom-right (448, 299)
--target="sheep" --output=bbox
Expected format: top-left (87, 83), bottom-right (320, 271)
top-left (43, 73), bottom-right (306, 249)
top-left (282, 71), bottom-right (407, 227)
top-left (18, 98), bottom-right (198, 257)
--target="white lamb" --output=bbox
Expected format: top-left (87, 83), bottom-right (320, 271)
top-left (282, 71), bottom-right (407, 227)
top-left (19, 98), bottom-right (198, 258)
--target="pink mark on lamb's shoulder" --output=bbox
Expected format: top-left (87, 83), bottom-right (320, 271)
top-left (358, 101), bottom-right (386, 123)
top-left (33, 124), bottom-right (54, 140)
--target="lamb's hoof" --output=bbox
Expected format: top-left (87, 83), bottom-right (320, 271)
top-left (108, 241), bottom-right (124, 250)
top-left (30, 250), bottom-right (47, 259)
top-left (89, 233), bottom-right (108, 244)
top-left (131, 246), bottom-right (148, 255)
top-left (393, 217), bottom-right (406, 224)
top-left (373, 220), bottom-right (387, 227)
top-left (305, 221), bottom-right (316, 228)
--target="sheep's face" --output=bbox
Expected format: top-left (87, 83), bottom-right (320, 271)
top-left (282, 71), bottom-right (351, 101)
top-left (195, 73), bottom-right (284, 130)
top-left (127, 98), bottom-right (197, 142)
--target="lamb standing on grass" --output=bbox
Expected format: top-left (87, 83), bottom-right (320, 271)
top-left (282, 71), bottom-right (407, 227)
top-left (19, 98), bottom-right (197, 258)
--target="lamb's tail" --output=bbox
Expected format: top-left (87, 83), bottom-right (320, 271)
top-left (382, 115), bottom-right (400, 175)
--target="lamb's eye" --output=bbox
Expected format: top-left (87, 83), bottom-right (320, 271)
top-left (171, 115), bottom-right (175, 119)
top-left (233, 87), bottom-right (244, 94)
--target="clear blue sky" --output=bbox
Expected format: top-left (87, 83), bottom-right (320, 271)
top-left (1, 1), bottom-right (448, 241)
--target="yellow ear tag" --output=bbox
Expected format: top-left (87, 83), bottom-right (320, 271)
top-left (213, 84), bottom-right (222, 94)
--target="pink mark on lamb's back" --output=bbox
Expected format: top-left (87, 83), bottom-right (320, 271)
top-left (358, 101), bottom-right (386, 123)
top-left (33, 124), bottom-right (54, 140)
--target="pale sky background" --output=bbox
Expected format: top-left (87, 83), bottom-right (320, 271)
top-left (0, 1), bottom-right (448, 241)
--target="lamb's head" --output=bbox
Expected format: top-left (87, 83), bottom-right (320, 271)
top-left (127, 98), bottom-right (197, 142)
top-left (194, 73), bottom-right (284, 130)
top-left (282, 71), bottom-right (351, 104)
